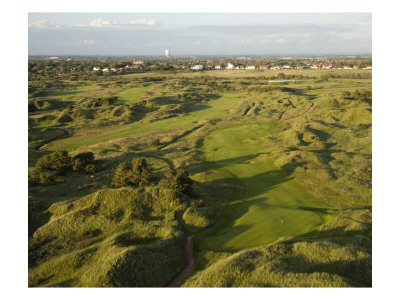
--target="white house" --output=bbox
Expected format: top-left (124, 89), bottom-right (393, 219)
top-left (227, 63), bottom-right (235, 70)
top-left (93, 67), bottom-right (100, 71)
top-left (191, 65), bottom-right (203, 71)
top-left (215, 65), bottom-right (222, 70)
top-left (270, 66), bottom-right (281, 70)
top-left (245, 66), bottom-right (256, 70)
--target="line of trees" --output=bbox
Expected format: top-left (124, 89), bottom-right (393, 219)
top-left (112, 158), bottom-right (193, 196)
top-left (29, 151), bottom-right (97, 184)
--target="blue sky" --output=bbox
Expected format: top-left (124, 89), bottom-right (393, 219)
top-left (28, 13), bottom-right (372, 56)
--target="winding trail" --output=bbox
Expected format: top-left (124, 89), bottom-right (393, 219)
top-left (281, 100), bottom-right (316, 122)
top-left (167, 235), bottom-right (195, 287)
top-left (38, 128), bottom-right (73, 150)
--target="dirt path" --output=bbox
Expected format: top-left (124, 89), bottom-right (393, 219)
top-left (167, 235), bottom-right (195, 287)
top-left (281, 100), bottom-right (316, 122)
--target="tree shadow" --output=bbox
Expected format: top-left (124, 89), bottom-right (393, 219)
top-left (306, 126), bottom-right (331, 141)
top-left (193, 159), bottom-right (313, 251)
top-left (314, 119), bottom-right (347, 129)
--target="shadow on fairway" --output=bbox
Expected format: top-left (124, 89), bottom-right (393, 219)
top-left (194, 159), bottom-right (311, 251)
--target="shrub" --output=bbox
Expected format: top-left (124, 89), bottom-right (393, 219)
top-left (277, 73), bottom-right (286, 79)
top-left (83, 97), bottom-right (118, 108)
top-left (159, 169), bottom-right (193, 195)
top-left (356, 123), bottom-right (370, 130)
top-left (28, 167), bottom-right (55, 184)
top-left (85, 164), bottom-right (97, 174)
top-left (36, 150), bottom-right (71, 173)
top-left (28, 101), bottom-right (37, 112)
top-left (341, 91), bottom-right (352, 99)
top-left (191, 199), bottom-right (205, 208)
top-left (72, 152), bottom-right (95, 171)
top-left (149, 138), bottom-right (161, 147)
top-left (112, 158), bottom-right (152, 188)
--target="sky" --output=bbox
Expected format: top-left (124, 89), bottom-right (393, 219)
top-left (28, 13), bottom-right (372, 56)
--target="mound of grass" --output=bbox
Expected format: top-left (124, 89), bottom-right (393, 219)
top-left (182, 207), bottom-right (216, 231)
top-left (29, 225), bottom-right (184, 287)
top-left (183, 209), bottom-right (371, 287)
top-left (29, 187), bottom-right (188, 286)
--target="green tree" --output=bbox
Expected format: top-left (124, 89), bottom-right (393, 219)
top-left (112, 158), bottom-right (151, 187)
top-left (160, 169), bottom-right (193, 195)
top-left (277, 73), bottom-right (286, 79)
top-left (72, 152), bottom-right (95, 171)
top-left (36, 150), bottom-right (71, 173)
top-left (28, 167), bottom-right (55, 184)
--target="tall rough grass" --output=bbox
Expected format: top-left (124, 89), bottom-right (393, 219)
top-left (183, 209), bottom-right (371, 287)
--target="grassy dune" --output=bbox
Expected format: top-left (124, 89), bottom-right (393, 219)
top-left (29, 187), bottom-right (186, 287)
top-left (44, 92), bottom-right (244, 151)
top-left (183, 208), bottom-right (371, 287)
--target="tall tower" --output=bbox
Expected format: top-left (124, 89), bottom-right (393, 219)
top-left (165, 50), bottom-right (170, 58)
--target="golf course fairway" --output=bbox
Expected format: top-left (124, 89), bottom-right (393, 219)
top-left (198, 122), bottom-right (331, 251)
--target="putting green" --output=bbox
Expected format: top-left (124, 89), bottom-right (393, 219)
top-left (114, 86), bottom-right (150, 105)
top-left (198, 122), bottom-right (330, 251)
top-left (43, 83), bottom-right (98, 100)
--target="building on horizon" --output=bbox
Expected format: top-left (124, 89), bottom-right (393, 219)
top-left (165, 50), bottom-right (170, 58)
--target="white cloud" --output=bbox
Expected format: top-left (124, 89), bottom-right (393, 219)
top-left (128, 18), bottom-right (156, 25)
top-left (239, 38), bottom-right (252, 44)
top-left (28, 20), bottom-right (59, 29)
top-left (89, 18), bottom-right (118, 27)
top-left (81, 40), bottom-right (95, 45)
top-left (275, 37), bottom-right (289, 44)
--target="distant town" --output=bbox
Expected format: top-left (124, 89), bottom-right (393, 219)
top-left (28, 55), bottom-right (372, 79)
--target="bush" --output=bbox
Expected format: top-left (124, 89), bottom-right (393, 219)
top-left (277, 73), bottom-right (286, 79)
top-left (159, 169), bottom-right (193, 195)
top-left (36, 150), bottom-right (71, 173)
top-left (149, 138), bottom-right (161, 147)
top-left (341, 91), bottom-right (352, 99)
top-left (85, 164), bottom-right (97, 174)
top-left (72, 152), bottom-right (95, 171)
top-left (191, 199), bottom-right (205, 208)
top-left (112, 158), bottom-right (152, 188)
top-left (356, 123), bottom-right (370, 130)
top-left (83, 97), bottom-right (118, 108)
top-left (28, 167), bottom-right (55, 184)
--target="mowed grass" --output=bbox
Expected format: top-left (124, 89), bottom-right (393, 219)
top-left (42, 83), bottom-right (99, 100)
top-left (197, 122), bottom-right (331, 251)
top-left (46, 92), bottom-right (244, 151)
top-left (114, 86), bottom-right (150, 105)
